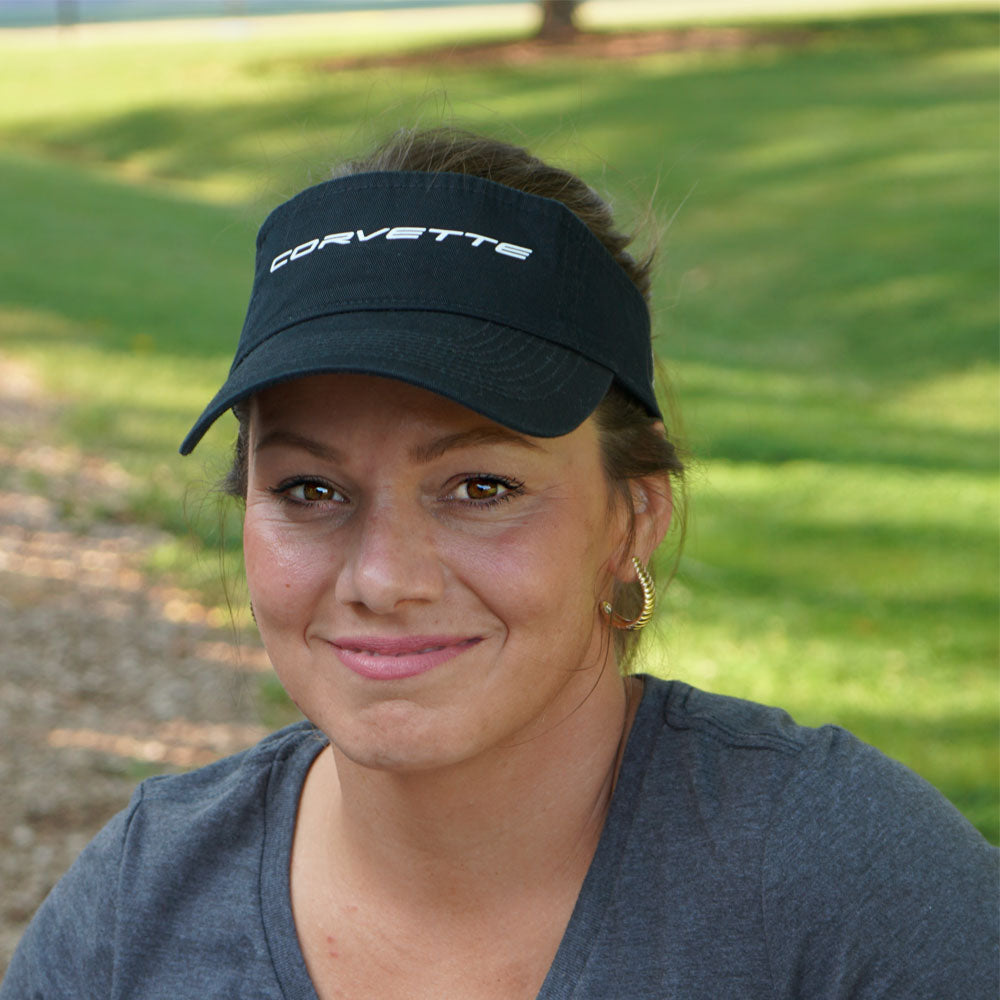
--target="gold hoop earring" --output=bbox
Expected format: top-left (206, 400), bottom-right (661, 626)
top-left (601, 556), bottom-right (655, 632)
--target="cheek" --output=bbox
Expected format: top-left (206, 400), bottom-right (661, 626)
top-left (243, 510), bottom-right (332, 625)
top-left (450, 505), bottom-right (608, 635)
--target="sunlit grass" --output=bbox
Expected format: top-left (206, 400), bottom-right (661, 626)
top-left (0, 9), bottom-right (995, 839)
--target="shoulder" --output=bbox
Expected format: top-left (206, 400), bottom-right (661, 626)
top-left (640, 677), bottom-right (978, 815)
top-left (1, 722), bottom-right (324, 998)
top-left (633, 678), bottom-right (999, 998)
top-left (112, 719), bottom-right (325, 911)
top-left (657, 676), bottom-right (816, 751)
top-left (632, 678), bottom-right (841, 830)
top-left (128, 719), bottom-right (323, 819)
top-left (637, 676), bottom-right (994, 864)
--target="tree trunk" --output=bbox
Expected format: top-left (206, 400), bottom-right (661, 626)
top-left (537, 0), bottom-right (581, 42)
top-left (55, 0), bottom-right (78, 27)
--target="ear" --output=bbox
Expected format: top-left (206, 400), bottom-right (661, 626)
top-left (635, 473), bottom-right (673, 561)
top-left (607, 472), bottom-right (673, 582)
top-left (606, 412), bottom-right (676, 581)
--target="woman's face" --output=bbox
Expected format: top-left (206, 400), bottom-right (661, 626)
top-left (243, 374), bottom-right (630, 772)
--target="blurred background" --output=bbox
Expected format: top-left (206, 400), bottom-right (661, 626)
top-left (0, 0), bottom-right (996, 967)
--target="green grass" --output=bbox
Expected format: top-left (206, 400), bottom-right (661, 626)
top-left (0, 9), bottom-right (995, 840)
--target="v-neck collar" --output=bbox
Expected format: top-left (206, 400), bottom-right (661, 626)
top-left (534, 675), bottom-right (663, 999)
top-left (259, 679), bottom-right (666, 1000)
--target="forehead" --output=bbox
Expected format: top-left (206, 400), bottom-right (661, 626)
top-left (248, 373), bottom-right (601, 462)
top-left (252, 373), bottom-right (484, 429)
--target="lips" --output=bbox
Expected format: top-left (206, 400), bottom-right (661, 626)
top-left (330, 635), bottom-right (481, 680)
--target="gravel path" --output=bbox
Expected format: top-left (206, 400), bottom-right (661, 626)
top-left (0, 356), bottom-right (272, 972)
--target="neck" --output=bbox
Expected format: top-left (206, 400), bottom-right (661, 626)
top-left (300, 672), bottom-right (643, 913)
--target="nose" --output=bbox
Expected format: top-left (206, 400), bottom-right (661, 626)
top-left (334, 497), bottom-right (445, 614)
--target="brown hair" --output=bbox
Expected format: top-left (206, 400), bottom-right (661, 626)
top-left (224, 128), bottom-right (686, 667)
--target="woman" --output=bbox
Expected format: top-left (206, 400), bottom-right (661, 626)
top-left (3, 129), bottom-right (996, 999)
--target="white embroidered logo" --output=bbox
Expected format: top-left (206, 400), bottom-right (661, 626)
top-left (270, 226), bottom-right (533, 273)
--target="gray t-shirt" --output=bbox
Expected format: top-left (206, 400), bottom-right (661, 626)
top-left (3, 678), bottom-right (997, 998)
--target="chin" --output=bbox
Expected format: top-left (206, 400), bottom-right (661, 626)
top-left (314, 699), bottom-right (481, 775)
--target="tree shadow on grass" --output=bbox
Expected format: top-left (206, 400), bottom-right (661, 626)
top-left (2, 13), bottom-right (994, 391)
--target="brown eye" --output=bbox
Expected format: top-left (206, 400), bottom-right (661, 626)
top-left (465, 479), bottom-right (501, 500)
top-left (301, 483), bottom-right (332, 502)
top-left (279, 480), bottom-right (345, 504)
top-left (446, 475), bottom-right (522, 506)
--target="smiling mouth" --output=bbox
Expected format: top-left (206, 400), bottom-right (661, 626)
top-left (343, 643), bottom-right (454, 657)
top-left (330, 636), bottom-right (481, 680)
top-left (333, 636), bottom-right (480, 655)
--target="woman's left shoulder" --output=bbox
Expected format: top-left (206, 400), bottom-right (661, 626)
top-left (642, 677), bottom-right (981, 835)
top-left (635, 677), bottom-right (999, 997)
top-left (757, 703), bottom-right (997, 997)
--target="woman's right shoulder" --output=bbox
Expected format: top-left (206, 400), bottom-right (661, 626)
top-left (100, 719), bottom-right (324, 854)
top-left (95, 719), bottom-right (326, 883)
top-left (131, 719), bottom-right (323, 812)
top-left (0, 720), bottom-right (325, 998)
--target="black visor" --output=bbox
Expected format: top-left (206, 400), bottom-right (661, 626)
top-left (180, 170), bottom-right (659, 454)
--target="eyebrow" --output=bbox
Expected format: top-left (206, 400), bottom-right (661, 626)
top-left (409, 426), bottom-right (543, 463)
top-left (253, 425), bottom-right (542, 463)
top-left (254, 429), bottom-right (343, 461)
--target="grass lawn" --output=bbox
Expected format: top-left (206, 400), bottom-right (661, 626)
top-left (0, 7), bottom-right (996, 840)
